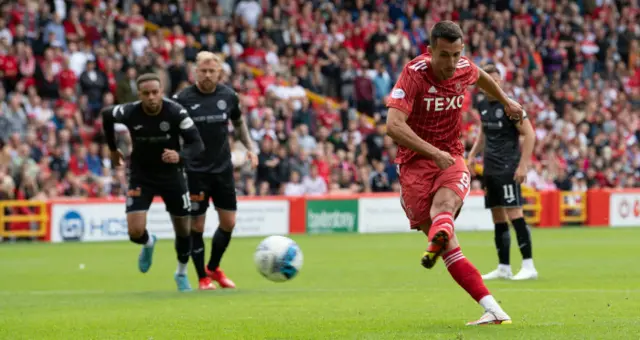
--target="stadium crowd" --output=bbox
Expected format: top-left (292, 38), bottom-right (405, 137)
top-left (0, 0), bottom-right (639, 203)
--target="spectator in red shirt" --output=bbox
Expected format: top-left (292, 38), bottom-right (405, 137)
top-left (256, 66), bottom-right (277, 93)
top-left (57, 58), bottom-right (77, 92)
top-left (242, 39), bottom-right (267, 68)
top-left (2, 45), bottom-right (19, 91)
top-left (63, 7), bottom-right (85, 42)
top-left (68, 145), bottom-right (89, 178)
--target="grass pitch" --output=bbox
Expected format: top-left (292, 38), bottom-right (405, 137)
top-left (1, 228), bottom-right (639, 339)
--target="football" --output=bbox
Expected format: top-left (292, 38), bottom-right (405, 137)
top-left (254, 235), bottom-right (303, 282)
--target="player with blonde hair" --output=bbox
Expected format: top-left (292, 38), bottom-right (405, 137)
top-left (173, 51), bottom-right (258, 290)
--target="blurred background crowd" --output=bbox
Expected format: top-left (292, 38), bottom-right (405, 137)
top-left (0, 0), bottom-right (639, 202)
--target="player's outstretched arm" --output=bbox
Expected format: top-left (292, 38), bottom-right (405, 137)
top-left (386, 107), bottom-right (452, 166)
top-left (475, 69), bottom-right (523, 120)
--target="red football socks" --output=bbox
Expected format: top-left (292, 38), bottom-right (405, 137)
top-left (443, 246), bottom-right (490, 302)
top-left (428, 212), bottom-right (454, 240)
top-left (429, 212), bottom-right (491, 302)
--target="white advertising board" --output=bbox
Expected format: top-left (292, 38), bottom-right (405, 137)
top-left (358, 195), bottom-right (493, 233)
top-left (454, 195), bottom-right (495, 231)
top-left (358, 197), bottom-right (411, 233)
top-left (609, 193), bottom-right (640, 227)
top-left (50, 200), bottom-right (289, 243)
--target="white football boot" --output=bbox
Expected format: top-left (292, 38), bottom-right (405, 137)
top-left (466, 310), bottom-right (513, 326)
top-left (512, 259), bottom-right (538, 280)
top-left (467, 295), bottom-right (512, 326)
top-left (481, 265), bottom-right (513, 280)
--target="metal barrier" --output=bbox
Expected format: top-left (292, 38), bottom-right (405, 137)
top-left (0, 201), bottom-right (48, 238)
top-left (522, 187), bottom-right (542, 225)
top-left (559, 191), bottom-right (587, 223)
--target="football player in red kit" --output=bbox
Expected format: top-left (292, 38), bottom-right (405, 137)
top-left (386, 21), bottom-right (523, 325)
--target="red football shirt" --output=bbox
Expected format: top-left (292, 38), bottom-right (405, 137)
top-left (58, 69), bottom-right (77, 90)
top-left (68, 155), bottom-right (89, 176)
top-left (2, 55), bottom-right (18, 79)
top-left (386, 53), bottom-right (479, 164)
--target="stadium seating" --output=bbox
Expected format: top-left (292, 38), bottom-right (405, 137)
top-left (0, 0), bottom-right (638, 205)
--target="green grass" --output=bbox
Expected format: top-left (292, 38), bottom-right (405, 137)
top-left (1, 228), bottom-right (640, 340)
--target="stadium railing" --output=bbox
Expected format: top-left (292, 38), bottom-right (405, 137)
top-left (559, 191), bottom-right (587, 225)
top-left (521, 186), bottom-right (542, 226)
top-left (0, 200), bottom-right (48, 238)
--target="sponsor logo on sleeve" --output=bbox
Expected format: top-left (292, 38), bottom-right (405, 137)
top-left (391, 89), bottom-right (405, 99)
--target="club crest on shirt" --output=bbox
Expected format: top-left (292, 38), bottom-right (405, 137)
top-left (217, 100), bottom-right (227, 110)
top-left (455, 82), bottom-right (462, 93)
top-left (495, 108), bottom-right (504, 119)
top-left (159, 121), bottom-right (170, 132)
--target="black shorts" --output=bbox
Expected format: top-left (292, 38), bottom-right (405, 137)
top-left (483, 175), bottom-right (523, 209)
top-left (187, 169), bottom-right (237, 216)
top-left (126, 172), bottom-right (190, 217)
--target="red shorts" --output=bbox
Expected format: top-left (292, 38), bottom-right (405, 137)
top-left (398, 156), bottom-right (471, 229)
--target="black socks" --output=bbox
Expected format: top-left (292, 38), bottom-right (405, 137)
top-left (512, 217), bottom-right (532, 259)
top-left (207, 227), bottom-right (232, 271)
top-left (494, 222), bottom-right (511, 265)
top-left (191, 231), bottom-right (207, 279)
top-left (130, 229), bottom-right (150, 245)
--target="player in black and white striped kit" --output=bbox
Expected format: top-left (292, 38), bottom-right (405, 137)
top-left (467, 64), bottom-right (539, 281)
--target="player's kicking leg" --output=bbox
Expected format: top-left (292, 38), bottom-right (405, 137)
top-left (481, 208), bottom-right (513, 280)
top-left (423, 187), bottom-right (512, 325)
top-left (420, 157), bottom-right (510, 325)
top-left (399, 159), bottom-right (509, 324)
top-left (505, 207), bottom-right (537, 280)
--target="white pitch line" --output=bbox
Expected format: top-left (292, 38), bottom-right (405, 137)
top-left (254, 287), bottom-right (640, 294)
top-left (0, 289), bottom-right (107, 296)
top-left (0, 287), bottom-right (638, 296)
top-left (493, 287), bottom-right (640, 294)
